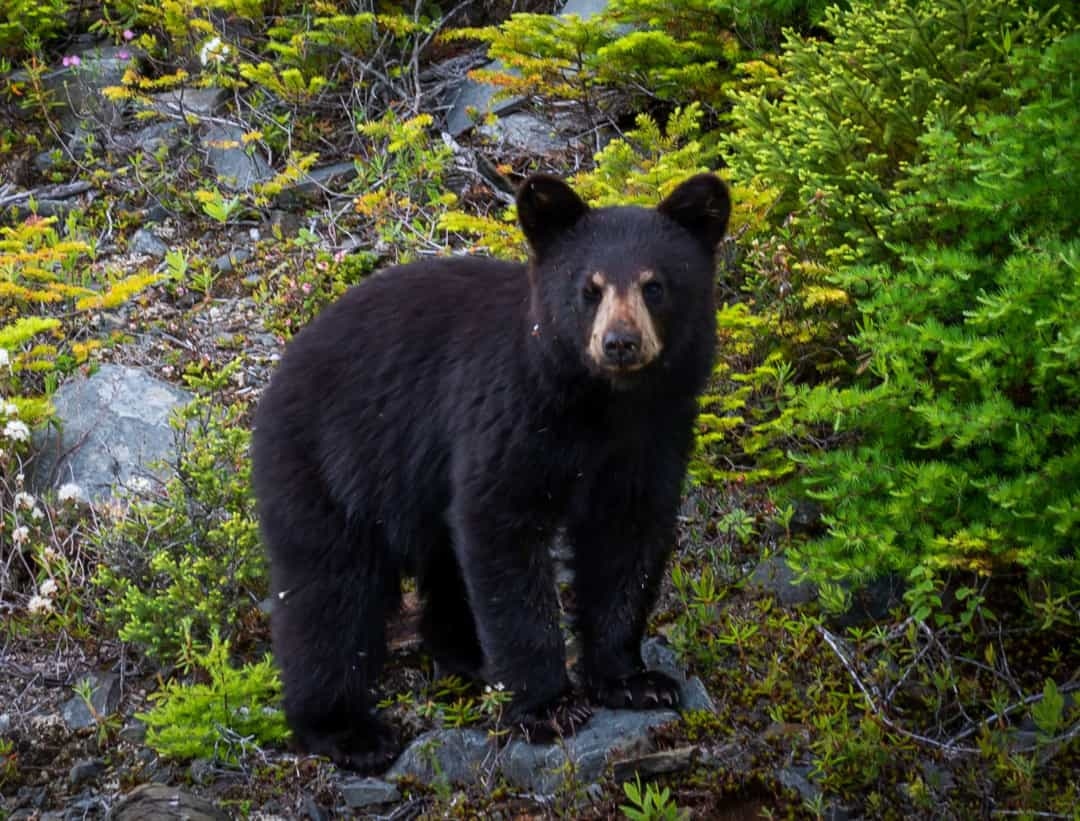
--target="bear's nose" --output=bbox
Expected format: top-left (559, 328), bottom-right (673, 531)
top-left (603, 328), bottom-right (642, 365)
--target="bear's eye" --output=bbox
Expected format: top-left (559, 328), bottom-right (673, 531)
top-left (582, 282), bottom-right (603, 304)
top-left (642, 281), bottom-right (664, 303)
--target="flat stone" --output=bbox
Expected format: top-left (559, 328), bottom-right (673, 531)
top-left (386, 707), bottom-right (677, 796)
top-left (107, 784), bottom-right (229, 821)
top-left (60, 672), bottom-right (122, 730)
top-left (151, 88), bottom-right (228, 118)
top-left (203, 123), bottom-right (273, 191)
top-left (31, 365), bottom-right (192, 501)
top-left (339, 776), bottom-right (401, 808)
top-left (478, 112), bottom-right (569, 155)
top-left (69, 758), bottom-right (106, 787)
top-left (129, 228), bottom-right (169, 258)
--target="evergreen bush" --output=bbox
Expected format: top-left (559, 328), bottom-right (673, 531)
top-left (723, 2), bottom-right (1079, 585)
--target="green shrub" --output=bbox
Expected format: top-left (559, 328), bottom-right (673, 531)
top-left (139, 629), bottom-right (288, 763)
top-left (93, 388), bottom-right (265, 662)
top-left (770, 26), bottom-right (1080, 585)
top-left (724, 0), bottom-right (1070, 263)
top-left (0, 0), bottom-right (68, 59)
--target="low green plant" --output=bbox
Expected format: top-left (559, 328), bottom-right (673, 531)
top-left (621, 773), bottom-right (688, 821)
top-left (139, 629), bottom-right (288, 763)
top-left (0, 0), bottom-right (67, 59)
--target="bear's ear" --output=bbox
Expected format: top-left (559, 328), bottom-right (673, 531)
top-left (516, 174), bottom-right (590, 258)
top-left (657, 174), bottom-right (731, 252)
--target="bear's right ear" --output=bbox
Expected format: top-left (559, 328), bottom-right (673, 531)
top-left (657, 173), bottom-right (731, 252)
top-left (516, 174), bottom-right (590, 259)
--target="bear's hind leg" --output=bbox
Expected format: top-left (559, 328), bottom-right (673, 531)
top-left (266, 506), bottom-right (400, 771)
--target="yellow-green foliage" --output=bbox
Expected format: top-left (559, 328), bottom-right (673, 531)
top-left (444, 0), bottom-right (827, 113)
top-left (0, 216), bottom-right (158, 414)
top-left (138, 629), bottom-right (288, 763)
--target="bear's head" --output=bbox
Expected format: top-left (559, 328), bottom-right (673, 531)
top-left (517, 172), bottom-right (730, 389)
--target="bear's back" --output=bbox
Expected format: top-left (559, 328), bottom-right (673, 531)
top-left (252, 255), bottom-right (532, 527)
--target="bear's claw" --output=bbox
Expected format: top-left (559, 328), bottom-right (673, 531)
top-left (589, 669), bottom-right (681, 711)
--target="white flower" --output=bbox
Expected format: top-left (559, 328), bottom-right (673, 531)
top-left (199, 36), bottom-right (230, 66)
top-left (58, 483), bottom-right (84, 503)
top-left (11, 525), bottom-right (30, 545)
top-left (31, 506), bottom-right (44, 521)
top-left (0, 348), bottom-right (8, 368)
top-left (3, 420), bottom-right (30, 442)
top-left (28, 595), bottom-right (53, 614)
top-left (2, 401), bottom-right (16, 417)
top-left (14, 491), bottom-right (35, 509)
top-left (39, 578), bottom-right (58, 597)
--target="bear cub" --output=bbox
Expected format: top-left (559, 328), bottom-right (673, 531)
top-left (251, 172), bottom-right (730, 771)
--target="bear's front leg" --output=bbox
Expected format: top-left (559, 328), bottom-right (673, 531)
top-left (567, 464), bottom-right (684, 711)
top-left (450, 502), bottom-right (592, 742)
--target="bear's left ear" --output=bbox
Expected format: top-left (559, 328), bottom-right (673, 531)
top-left (516, 174), bottom-right (590, 259)
top-left (657, 174), bottom-right (731, 252)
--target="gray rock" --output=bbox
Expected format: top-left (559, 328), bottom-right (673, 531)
top-left (339, 776), bottom-right (401, 808)
top-left (61, 672), bottom-right (122, 730)
top-left (610, 745), bottom-right (698, 781)
top-left (0, 713), bottom-right (10, 734)
top-left (275, 161), bottom-right (358, 203)
top-left (679, 676), bottom-right (716, 713)
top-left (561, 0), bottom-right (614, 17)
top-left (300, 796), bottom-right (330, 821)
top-left (63, 794), bottom-right (107, 820)
top-left (387, 707), bottom-right (676, 796)
top-left (119, 719), bottom-right (147, 744)
top-left (506, 708), bottom-right (677, 794)
top-left (777, 764), bottom-right (818, 803)
top-left (203, 123), bottom-right (273, 190)
top-left (385, 727), bottom-right (492, 786)
top-left (122, 122), bottom-right (182, 156)
top-left (749, 554), bottom-right (817, 607)
top-left (69, 758), bottom-right (106, 787)
top-left (212, 247), bottom-right (252, 274)
top-left (31, 365), bottom-right (192, 502)
top-left (129, 228), bottom-right (169, 258)
top-left (107, 784), bottom-right (229, 821)
top-left (478, 112), bottom-right (569, 155)
top-left (151, 87), bottom-right (228, 118)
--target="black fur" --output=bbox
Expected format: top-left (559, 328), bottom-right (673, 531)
top-left (251, 173), bottom-right (730, 770)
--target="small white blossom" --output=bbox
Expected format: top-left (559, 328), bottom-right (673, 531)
top-left (11, 525), bottom-right (30, 545)
top-left (3, 419), bottom-right (30, 442)
top-left (0, 348), bottom-right (9, 368)
top-left (58, 483), bottom-right (84, 503)
top-left (199, 36), bottom-right (230, 66)
top-left (27, 595), bottom-right (53, 614)
top-left (39, 578), bottom-right (58, 597)
top-left (2, 401), bottom-right (16, 417)
top-left (31, 506), bottom-right (44, 521)
top-left (14, 491), bottom-right (35, 509)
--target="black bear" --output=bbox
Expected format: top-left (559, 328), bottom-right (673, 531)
top-left (251, 171), bottom-right (730, 771)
